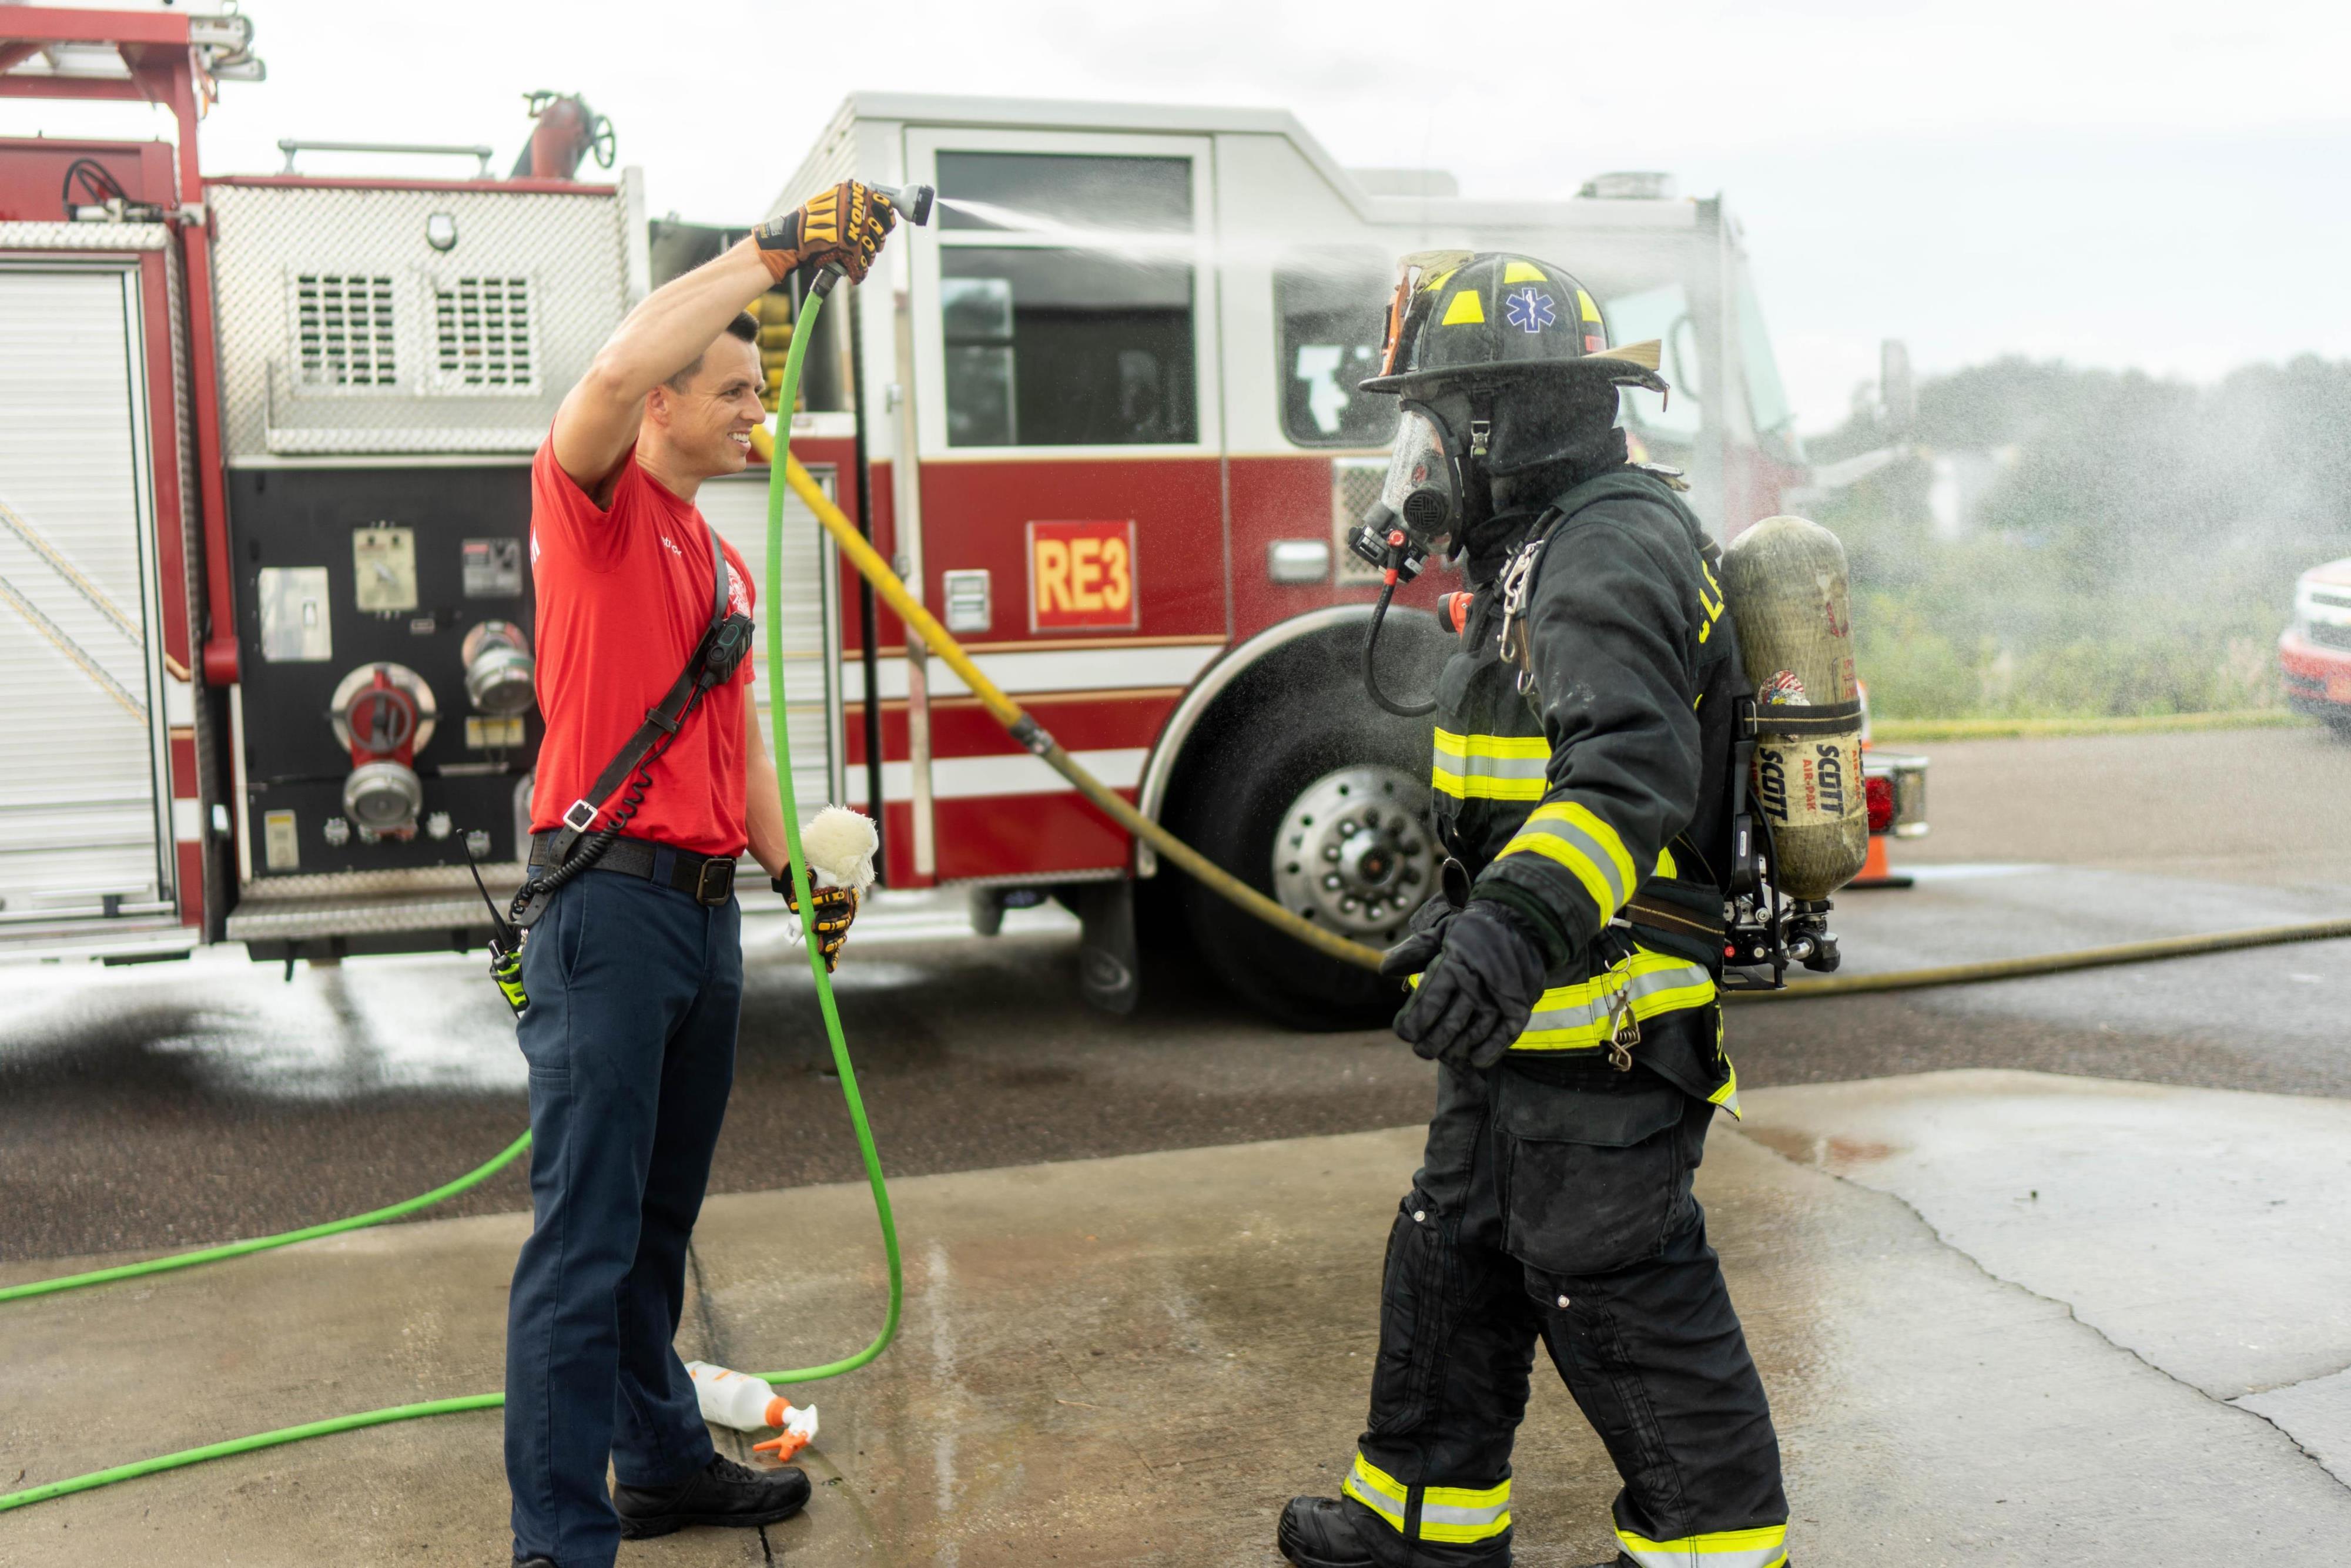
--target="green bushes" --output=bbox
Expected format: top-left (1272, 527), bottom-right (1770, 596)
top-left (1803, 356), bottom-right (2350, 721)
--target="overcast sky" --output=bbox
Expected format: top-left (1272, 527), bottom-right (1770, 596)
top-left (9, 0), bottom-right (2348, 430)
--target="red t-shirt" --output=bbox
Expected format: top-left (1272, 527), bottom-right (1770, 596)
top-left (527, 440), bottom-right (755, 857)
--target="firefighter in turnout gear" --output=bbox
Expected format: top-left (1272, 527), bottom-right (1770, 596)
top-left (1278, 254), bottom-right (1790, 1568)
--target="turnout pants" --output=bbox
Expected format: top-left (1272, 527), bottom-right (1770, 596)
top-left (505, 868), bottom-right (743, 1568)
top-left (1341, 1038), bottom-right (1787, 1568)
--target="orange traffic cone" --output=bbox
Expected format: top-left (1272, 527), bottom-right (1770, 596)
top-left (1846, 833), bottom-right (1913, 890)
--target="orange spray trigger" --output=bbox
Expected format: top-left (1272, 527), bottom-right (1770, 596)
top-left (751, 1398), bottom-right (820, 1463)
top-left (753, 1429), bottom-right (810, 1463)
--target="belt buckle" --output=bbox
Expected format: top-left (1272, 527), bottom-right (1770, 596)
top-left (694, 857), bottom-right (735, 906)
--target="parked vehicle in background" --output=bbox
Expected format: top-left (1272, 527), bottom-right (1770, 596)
top-left (2282, 558), bottom-right (2351, 733)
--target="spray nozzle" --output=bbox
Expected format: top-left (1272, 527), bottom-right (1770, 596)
top-left (870, 182), bottom-right (935, 227)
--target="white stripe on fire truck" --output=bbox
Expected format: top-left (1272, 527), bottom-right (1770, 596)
top-left (172, 798), bottom-right (205, 843)
top-left (843, 748), bottom-right (1148, 806)
top-left (840, 644), bottom-right (1223, 703)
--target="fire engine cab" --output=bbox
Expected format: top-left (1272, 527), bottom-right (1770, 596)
top-left (0, 11), bottom-right (1924, 1023)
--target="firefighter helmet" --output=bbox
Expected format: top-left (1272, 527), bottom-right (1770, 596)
top-left (1360, 250), bottom-right (1666, 398)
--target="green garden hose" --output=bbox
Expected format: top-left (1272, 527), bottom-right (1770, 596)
top-left (0, 277), bottom-right (897, 1515)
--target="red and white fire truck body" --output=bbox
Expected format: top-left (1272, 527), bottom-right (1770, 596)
top-left (0, 20), bottom-right (1922, 1017)
top-left (754, 96), bottom-right (1846, 1014)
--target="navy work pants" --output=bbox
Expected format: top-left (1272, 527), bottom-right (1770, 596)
top-left (505, 867), bottom-right (742, 1568)
top-left (1342, 1041), bottom-right (1788, 1567)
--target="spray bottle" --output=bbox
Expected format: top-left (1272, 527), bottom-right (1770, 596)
top-left (685, 1361), bottom-right (822, 1461)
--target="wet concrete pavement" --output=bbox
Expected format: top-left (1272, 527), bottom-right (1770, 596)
top-left (6, 854), bottom-right (2349, 1264)
top-left (10, 1070), bottom-right (2351, 1565)
top-left (5, 722), bottom-right (2351, 1559)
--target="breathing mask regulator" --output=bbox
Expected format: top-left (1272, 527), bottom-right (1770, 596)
top-left (1349, 249), bottom-right (1669, 718)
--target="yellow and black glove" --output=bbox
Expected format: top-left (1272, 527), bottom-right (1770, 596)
top-left (752, 180), bottom-right (895, 286)
top-left (775, 877), bottom-right (858, 971)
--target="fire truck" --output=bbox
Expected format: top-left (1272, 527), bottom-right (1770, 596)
top-left (0, 9), bottom-right (1924, 1023)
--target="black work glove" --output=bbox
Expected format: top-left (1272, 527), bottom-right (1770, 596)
top-left (1392, 900), bottom-right (1548, 1072)
top-left (753, 180), bottom-right (895, 285)
top-left (1378, 891), bottom-right (1461, 982)
top-left (775, 878), bottom-right (858, 971)
top-left (1378, 856), bottom-right (1475, 980)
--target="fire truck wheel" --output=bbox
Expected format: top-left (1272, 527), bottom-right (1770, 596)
top-left (1168, 697), bottom-right (1432, 1029)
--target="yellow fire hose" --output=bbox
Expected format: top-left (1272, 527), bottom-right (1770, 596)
top-left (753, 427), bottom-right (1379, 972)
top-left (761, 428), bottom-right (2351, 1001)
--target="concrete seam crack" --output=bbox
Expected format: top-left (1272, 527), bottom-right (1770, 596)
top-left (685, 1241), bottom-right (775, 1563)
top-left (1742, 1134), bottom-right (2351, 1495)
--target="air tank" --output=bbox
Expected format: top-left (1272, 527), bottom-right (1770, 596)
top-left (1723, 515), bottom-right (1867, 900)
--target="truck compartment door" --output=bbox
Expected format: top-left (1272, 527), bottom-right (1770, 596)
top-left (0, 264), bottom-right (178, 943)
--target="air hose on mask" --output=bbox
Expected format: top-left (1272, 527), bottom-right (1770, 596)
top-left (0, 265), bottom-right (902, 1516)
top-left (1351, 504), bottom-right (1439, 719)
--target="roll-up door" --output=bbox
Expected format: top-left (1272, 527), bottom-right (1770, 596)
top-left (696, 467), bottom-right (843, 822)
top-left (0, 264), bottom-right (173, 930)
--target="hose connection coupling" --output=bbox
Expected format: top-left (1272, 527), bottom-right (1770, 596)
top-left (1010, 716), bottom-right (1057, 757)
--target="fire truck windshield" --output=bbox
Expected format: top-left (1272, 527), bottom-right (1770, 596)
top-left (936, 151), bottom-right (1201, 447)
top-left (1605, 283), bottom-right (1704, 441)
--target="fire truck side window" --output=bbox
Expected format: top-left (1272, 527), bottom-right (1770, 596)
top-left (1603, 284), bottom-right (1705, 441)
top-left (935, 152), bottom-right (1199, 448)
top-left (1274, 264), bottom-right (1397, 448)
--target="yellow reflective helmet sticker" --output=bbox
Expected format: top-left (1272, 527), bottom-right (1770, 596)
top-left (1502, 260), bottom-right (1548, 284)
top-left (1577, 288), bottom-right (1601, 323)
top-left (1441, 290), bottom-right (1486, 326)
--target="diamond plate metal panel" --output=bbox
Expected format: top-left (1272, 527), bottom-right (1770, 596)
top-left (207, 183), bottom-right (629, 457)
top-left (0, 222), bottom-right (169, 253)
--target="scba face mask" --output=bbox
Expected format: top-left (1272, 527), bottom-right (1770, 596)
top-left (1378, 406), bottom-right (1461, 545)
top-left (1349, 397), bottom-right (1491, 579)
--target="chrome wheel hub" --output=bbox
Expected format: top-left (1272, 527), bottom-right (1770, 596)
top-left (1271, 764), bottom-right (1436, 942)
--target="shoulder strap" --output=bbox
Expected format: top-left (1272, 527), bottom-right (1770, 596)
top-left (542, 523), bottom-right (734, 863)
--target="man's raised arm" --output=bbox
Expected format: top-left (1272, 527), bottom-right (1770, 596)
top-left (551, 182), bottom-right (898, 501)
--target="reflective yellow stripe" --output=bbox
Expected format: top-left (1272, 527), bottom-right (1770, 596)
top-left (1441, 289), bottom-right (1485, 326)
top-left (1342, 1452), bottom-right (1407, 1533)
top-left (1498, 802), bottom-right (1637, 921)
top-left (1617, 1523), bottom-right (1788, 1567)
top-left (1341, 1453), bottom-right (1511, 1544)
top-left (1656, 845), bottom-right (1679, 879)
top-left (1709, 1058), bottom-right (1742, 1120)
top-left (1432, 766), bottom-right (1548, 802)
top-left (1511, 949), bottom-right (1714, 1051)
top-left (1431, 729), bottom-right (1549, 802)
top-left (1419, 1478), bottom-right (1511, 1543)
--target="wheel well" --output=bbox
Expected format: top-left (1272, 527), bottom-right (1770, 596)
top-left (1153, 608), bottom-right (1449, 837)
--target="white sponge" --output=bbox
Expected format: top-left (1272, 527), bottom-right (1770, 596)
top-left (800, 805), bottom-right (879, 896)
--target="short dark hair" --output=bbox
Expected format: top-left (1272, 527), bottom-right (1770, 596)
top-left (665, 311), bottom-right (762, 392)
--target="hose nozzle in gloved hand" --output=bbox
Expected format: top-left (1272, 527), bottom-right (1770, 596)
top-left (754, 179), bottom-right (895, 285)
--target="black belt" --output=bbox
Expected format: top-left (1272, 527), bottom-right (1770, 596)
top-left (528, 832), bottom-right (737, 907)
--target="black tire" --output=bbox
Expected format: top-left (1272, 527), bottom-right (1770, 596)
top-left (1166, 677), bottom-right (1437, 1030)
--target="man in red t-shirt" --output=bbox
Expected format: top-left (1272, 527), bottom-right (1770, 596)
top-left (505, 182), bottom-right (897, 1568)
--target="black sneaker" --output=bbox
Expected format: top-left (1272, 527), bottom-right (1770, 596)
top-left (1278, 1496), bottom-right (1377, 1568)
top-left (611, 1455), bottom-right (812, 1539)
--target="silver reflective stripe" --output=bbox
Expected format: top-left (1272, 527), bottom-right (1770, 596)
top-left (1421, 1497), bottom-right (1509, 1532)
top-left (1451, 752), bottom-right (1548, 782)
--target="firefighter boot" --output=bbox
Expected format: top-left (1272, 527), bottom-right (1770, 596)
top-left (1279, 1496), bottom-right (1377, 1568)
